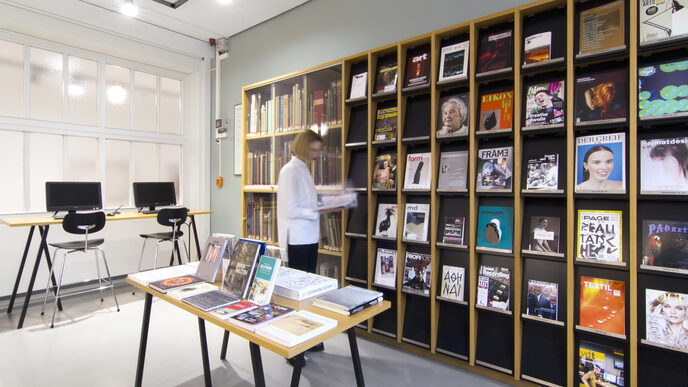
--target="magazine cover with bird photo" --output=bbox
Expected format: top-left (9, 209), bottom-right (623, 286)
top-left (374, 203), bottom-right (398, 239)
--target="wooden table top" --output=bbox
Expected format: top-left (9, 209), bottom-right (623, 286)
top-left (0, 209), bottom-right (212, 227)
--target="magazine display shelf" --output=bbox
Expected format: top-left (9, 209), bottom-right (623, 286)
top-left (243, 0), bottom-right (688, 385)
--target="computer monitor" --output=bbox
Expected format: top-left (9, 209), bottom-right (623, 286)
top-left (45, 182), bottom-right (103, 214)
top-left (133, 182), bottom-right (176, 213)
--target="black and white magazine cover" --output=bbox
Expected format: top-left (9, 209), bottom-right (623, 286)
top-left (526, 154), bottom-right (559, 190)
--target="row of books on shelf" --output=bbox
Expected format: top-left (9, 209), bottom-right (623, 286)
top-left (319, 212), bottom-right (342, 252)
top-left (245, 196), bottom-right (275, 242)
top-left (307, 81), bottom-right (343, 127)
top-left (310, 144), bottom-right (342, 186)
top-left (246, 149), bottom-right (274, 186)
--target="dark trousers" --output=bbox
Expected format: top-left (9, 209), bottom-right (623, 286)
top-left (287, 243), bottom-right (319, 273)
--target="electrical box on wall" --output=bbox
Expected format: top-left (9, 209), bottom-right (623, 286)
top-left (215, 118), bottom-right (228, 140)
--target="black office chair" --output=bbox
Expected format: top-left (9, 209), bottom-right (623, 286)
top-left (41, 211), bottom-right (120, 328)
top-left (136, 207), bottom-right (189, 272)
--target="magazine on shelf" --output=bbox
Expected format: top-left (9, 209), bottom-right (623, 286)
top-left (373, 153), bottom-right (398, 189)
top-left (313, 285), bottom-right (383, 315)
top-left (349, 71), bottom-right (367, 100)
top-left (149, 275), bottom-right (204, 294)
top-left (438, 40), bottom-right (469, 82)
top-left (577, 210), bottom-right (623, 263)
top-left (374, 203), bottom-right (398, 238)
top-left (640, 135), bottom-right (688, 194)
top-left (523, 31), bottom-right (551, 65)
top-left (644, 288), bottom-right (688, 352)
top-left (525, 216), bottom-right (561, 255)
top-left (210, 301), bottom-right (258, 320)
top-left (229, 303), bottom-right (295, 332)
top-left (525, 154), bottom-right (559, 191)
top-left (437, 150), bottom-right (468, 190)
top-left (405, 50), bottom-right (430, 88)
top-left (574, 68), bottom-right (627, 124)
top-left (181, 290), bottom-right (240, 312)
top-left (403, 203), bottom-right (430, 241)
top-left (638, 59), bottom-right (688, 120)
top-left (478, 90), bottom-right (513, 132)
top-left (524, 80), bottom-right (565, 127)
top-left (403, 152), bottom-right (432, 190)
top-left (440, 265), bottom-right (465, 302)
top-left (476, 265), bottom-right (510, 311)
top-left (579, 276), bottom-right (626, 337)
top-left (373, 248), bottom-right (398, 289)
top-left (402, 251), bottom-right (432, 296)
top-left (274, 267), bottom-right (338, 301)
top-left (640, 0), bottom-right (688, 46)
top-left (222, 238), bottom-right (264, 299)
top-left (255, 310), bottom-right (338, 347)
top-left (437, 93), bottom-right (470, 138)
top-left (476, 206), bottom-right (514, 252)
top-left (477, 28), bottom-right (513, 74)
top-left (476, 146), bottom-right (513, 191)
top-left (578, 0), bottom-right (625, 55)
top-left (375, 62), bottom-right (398, 93)
top-left (526, 279), bottom-right (559, 321)
top-left (442, 216), bottom-right (465, 246)
top-left (374, 106), bottom-right (398, 141)
top-left (575, 132), bottom-right (626, 194)
top-left (578, 341), bottom-right (625, 387)
top-left (246, 255), bottom-right (281, 305)
top-left (641, 219), bottom-right (688, 275)
top-left (195, 235), bottom-right (230, 282)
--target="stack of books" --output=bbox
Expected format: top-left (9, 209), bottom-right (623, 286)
top-left (274, 267), bottom-right (338, 301)
top-left (313, 285), bottom-right (383, 316)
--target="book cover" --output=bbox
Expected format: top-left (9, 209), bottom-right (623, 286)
top-left (402, 251), bottom-right (432, 296)
top-left (403, 203), bottom-right (430, 241)
top-left (578, 341), bottom-right (625, 387)
top-left (644, 288), bottom-right (688, 351)
top-left (210, 301), bottom-right (257, 320)
top-left (478, 90), bottom-right (513, 132)
top-left (314, 285), bottom-right (383, 313)
top-left (403, 152), bottom-right (432, 190)
top-left (374, 106), bottom-right (398, 141)
top-left (230, 303), bottom-right (295, 331)
top-left (638, 59), bottom-right (688, 119)
top-left (374, 203), bottom-right (398, 238)
top-left (149, 275), bottom-right (203, 293)
top-left (523, 31), bottom-right (551, 64)
top-left (128, 263), bottom-right (198, 286)
top-left (349, 71), bottom-right (367, 99)
top-left (405, 50), bottom-right (430, 87)
top-left (374, 248), bottom-right (397, 289)
top-left (579, 276), bottom-right (626, 336)
top-left (373, 153), bottom-right (398, 189)
top-left (574, 68), bottom-right (627, 123)
top-left (526, 216), bottom-right (561, 255)
top-left (255, 310), bottom-right (337, 347)
top-left (375, 62), bottom-right (398, 93)
top-left (437, 93), bottom-right (470, 137)
top-left (247, 255), bottom-right (281, 305)
top-left (440, 265), bottom-right (465, 302)
top-left (575, 132), bottom-right (626, 194)
top-left (577, 210), bottom-right (623, 263)
top-left (442, 217), bottom-right (465, 245)
top-left (222, 239), bottom-right (262, 299)
top-left (477, 28), bottom-right (513, 73)
top-left (526, 279), bottom-right (559, 320)
top-left (476, 265), bottom-right (510, 311)
top-left (195, 235), bottom-right (229, 282)
top-left (438, 40), bottom-right (469, 82)
top-left (525, 154), bottom-right (559, 190)
top-left (476, 146), bottom-right (513, 191)
top-left (166, 282), bottom-right (218, 300)
top-left (437, 150), bottom-right (468, 190)
top-left (640, 136), bottom-right (688, 194)
top-left (641, 219), bottom-right (688, 275)
top-left (476, 206), bottom-right (514, 252)
top-left (181, 289), bottom-right (239, 312)
top-left (579, 0), bottom-right (625, 55)
top-left (640, 0), bottom-right (688, 45)
top-left (524, 80), bottom-right (565, 127)
top-left (274, 266), bottom-right (338, 301)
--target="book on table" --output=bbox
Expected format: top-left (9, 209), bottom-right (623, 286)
top-left (273, 266), bottom-right (338, 301)
top-left (195, 235), bottom-right (231, 282)
top-left (313, 285), bottom-right (384, 316)
top-left (149, 275), bottom-right (204, 294)
top-left (166, 282), bottom-right (218, 300)
top-left (128, 263), bottom-right (198, 286)
top-left (255, 310), bottom-right (338, 347)
top-left (229, 303), bottom-right (295, 331)
top-left (246, 255), bottom-right (281, 305)
top-left (210, 301), bottom-right (258, 320)
top-left (181, 290), bottom-right (240, 312)
top-left (222, 238), bottom-right (264, 299)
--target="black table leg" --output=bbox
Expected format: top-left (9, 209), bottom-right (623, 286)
top-left (289, 354), bottom-right (306, 387)
top-left (249, 342), bottom-right (266, 387)
top-left (220, 330), bottom-right (230, 360)
top-left (190, 215), bottom-right (201, 260)
top-left (198, 318), bottom-right (212, 387)
top-left (17, 226), bottom-right (52, 329)
top-left (174, 240), bottom-right (183, 266)
top-left (135, 293), bottom-right (153, 387)
top-left (40, 227), bottom-right (63, 312)
top-left (347, 328), bottom-right (365, 387)
top-left (7, 226), bottom-right (35, 314)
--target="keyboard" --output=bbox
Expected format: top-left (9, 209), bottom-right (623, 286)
top-left (141, 210), bottom-right (159, 214)
top-left (182, 290), bottom-right (240, 312)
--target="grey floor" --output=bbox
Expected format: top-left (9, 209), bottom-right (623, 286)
top-left (0, 283), bottom-right (511, 387)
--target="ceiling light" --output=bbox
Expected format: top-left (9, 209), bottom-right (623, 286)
top-left (107, 86), bottom-right (127, 105)
top-left (121, 0), bottom-right (139, 17)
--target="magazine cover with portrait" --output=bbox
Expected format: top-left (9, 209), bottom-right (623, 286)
top-left (640, 136), bottom-right (688, 194)
top-left (526, 279), bottom-right (559, 320)
top-left (476, 146), bottom-right (513, 191)
top-left (645, 289), bottom-right (688, 352)
top-left (574, 68), bottom-right (627, 124)
top-left (578, 341), bottom-right (625, 387)
top-left (402, 251), bottom-right (431, 296)
top-left (437, 93), bottom-right (470, 138)
top-left (639, 59), bottom-right (688, 120)
top-left (476, 206), bottom-right (513, 252)
top-left (641, 219), bottom-right (688, 275)
top-left (579, 276), bottom-right (626, 337)
top-left (524, 80), bottom-right (565, 127)
top-left (525, 216), bottom-right (561, 256)
top-left (372, 153), bottom-right (397, 189)
top-left (575, 132), bottom-right (626, 194)
top-left (373, 248), bottom-right (397, 289)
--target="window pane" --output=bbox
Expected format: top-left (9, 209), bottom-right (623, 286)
top-left (160, 144), bottom-right (181, 201)
top-left (160, 77), bottom-right (181, 134)
top-left (29, 133), bottom-right (63, 211)
top-left (0, 39), bottom-right (24, 118)
top-left (134, 71), bottom-right (157, 132)
top-left (0, 131), bottom-right (24, 212)
top-left (105, 64), bottom-right (130, 129)
top-left (68, 56), bottom-right (98, 126)
top-left (105, 139), bottom-right (130, 207)
top-left (65, 136), bottom-right (98, 181)
top-left (30, 47), bottom-right (63, 122)
top-left (134, 142), bottom-right (158, 181)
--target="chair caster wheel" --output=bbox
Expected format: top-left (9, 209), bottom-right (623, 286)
top-left (41, 312), bottom-right (44, 316)
top-left (50, 324), bottom-right (54, 328)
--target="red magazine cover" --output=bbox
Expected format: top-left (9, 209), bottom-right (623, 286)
top-left (579, 276), bottom-right (625, 336)
top-left (478, 90), bottom-right (513, 132)
top-left (405, 51), bottom-right (429, 87)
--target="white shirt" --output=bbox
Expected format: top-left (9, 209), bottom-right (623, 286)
top-left (277, 156), bottom-right (319, 261)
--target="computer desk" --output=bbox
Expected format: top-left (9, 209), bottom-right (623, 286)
top-left (127, 278), bottom-right (390, 387)
top-left (1, 209), bottom-right (212, 329)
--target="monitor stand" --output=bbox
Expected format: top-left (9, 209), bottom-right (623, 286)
top-left (140, 206), bottom-right (158, 214)
top-left (53, 210), bottom-right (75, 220)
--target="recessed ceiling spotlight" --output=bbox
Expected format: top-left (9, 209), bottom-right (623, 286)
top-left (121, 0), bottom-right (139, 17)
top-left (217, 0), bottom-right (232, 4)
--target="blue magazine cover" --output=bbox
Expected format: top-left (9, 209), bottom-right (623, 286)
top-left (476, 206), bottom-right (514, 252)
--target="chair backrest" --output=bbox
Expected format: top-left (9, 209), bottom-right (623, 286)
top-left (157, 207), bottom-right (188, 228)
top-left (62, 211), bottom-right (106, 235)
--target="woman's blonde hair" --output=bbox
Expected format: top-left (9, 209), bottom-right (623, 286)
top-left (293, 130), bottom-right (324, 160)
